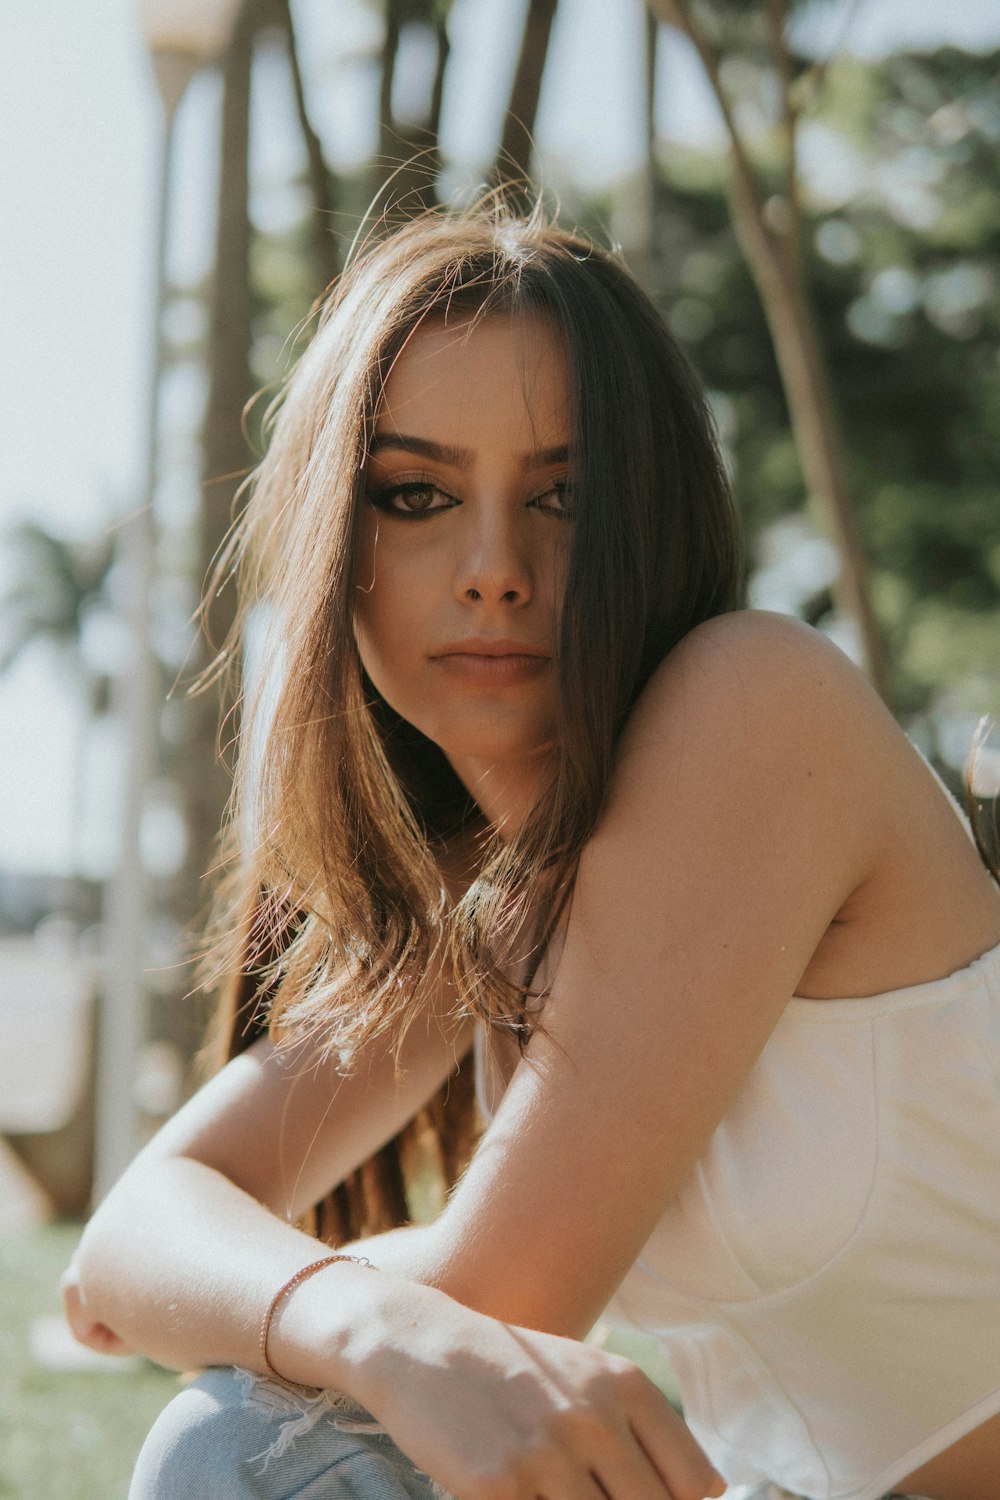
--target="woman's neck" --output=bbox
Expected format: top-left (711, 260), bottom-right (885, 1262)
top-left (446, 748), bottom-right (555, 841)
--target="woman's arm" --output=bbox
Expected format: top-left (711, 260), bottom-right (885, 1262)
top-left (67, 992), bottom-right (472, 1374)
top-left (67, 998), bottom-right (726, 1498)
top-left (75, 616), bottom-right (879, 1336)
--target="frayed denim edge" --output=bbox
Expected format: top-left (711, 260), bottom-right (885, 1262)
top-left (231, 1368), bottom-right (455, 1500)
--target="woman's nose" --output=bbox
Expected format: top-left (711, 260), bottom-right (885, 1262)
top-left (454, 512), bottom-right (534, 606)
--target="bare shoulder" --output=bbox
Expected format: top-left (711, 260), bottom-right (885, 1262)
top-left (643, 607), bottom-right (884, 730)
top-left (561, 609), bottom-right (892, 983)
top-left (619, 608), bottom-right (1000, 993)
top-left (614, 608), bottom-right (892, 815)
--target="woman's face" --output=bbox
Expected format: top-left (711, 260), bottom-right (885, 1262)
top-left (355, 310), bottom-right (573, 800)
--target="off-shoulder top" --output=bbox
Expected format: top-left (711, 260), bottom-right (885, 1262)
top-left (473, 773), bottom-right (1000, 1500)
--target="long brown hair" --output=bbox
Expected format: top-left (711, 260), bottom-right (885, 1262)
top-left (201, 200), bottom-right (744, 1237)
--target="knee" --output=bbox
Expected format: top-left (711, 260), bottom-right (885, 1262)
top-left (129, 1367), bottom-right (447, 1500)
top-left (129, 1367), bottom-right (278, 1499)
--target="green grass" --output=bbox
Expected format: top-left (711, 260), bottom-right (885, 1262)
top-left (0, 1223), bottom-right (179, 1500)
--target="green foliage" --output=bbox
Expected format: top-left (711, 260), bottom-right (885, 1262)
top-left (640, 45), bottom-right (1000, 723)
top-left (0, 521), bottom-right (115, 689)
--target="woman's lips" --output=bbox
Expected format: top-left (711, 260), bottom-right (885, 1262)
top-left (431, 652), bottom-right (551, 685)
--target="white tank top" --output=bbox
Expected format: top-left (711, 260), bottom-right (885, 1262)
top-left (473, 779), bottom-right (1000, 1500)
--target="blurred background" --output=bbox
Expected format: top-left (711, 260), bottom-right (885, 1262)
top-left (1, 0), bottom-right (999, 1492)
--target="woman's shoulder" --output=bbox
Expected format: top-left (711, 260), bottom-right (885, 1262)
top-left (598, 609), bottom-right (889, 918)
top-left (667, 607), bottom-right (873, 689)
top-left (618, 610), bottom-right (1000, 994)
top-left (601, 607), bottom-right (907, 922)
top-left (627, 608), bottom-right (890, 767)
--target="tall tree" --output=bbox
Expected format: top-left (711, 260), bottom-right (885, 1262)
top-left (494, 0), bottom-right (559, 193)
top-left (375, 0), bottom-right (454, 216)
top-left (280, 0), bottom-right (340, 290)
top-left (648, 0), bottom-right (891, 702)
top-left (175, 0), bottom-right (280, 1051)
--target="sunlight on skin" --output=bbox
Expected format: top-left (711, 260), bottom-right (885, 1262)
top-left (355, 311), bottom-right (574, 837)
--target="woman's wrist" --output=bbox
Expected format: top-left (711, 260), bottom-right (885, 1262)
top-left (260, 1254), bottom-right (377, 1387)
top-left (264, 1255), bottom-right (429, 1403)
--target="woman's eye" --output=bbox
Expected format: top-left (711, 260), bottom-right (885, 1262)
top-left (369, 482), bottom-right (456, 517)
top-left (532, 481), bottom-right (575, 519)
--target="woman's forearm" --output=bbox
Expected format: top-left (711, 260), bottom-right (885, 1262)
top-left (69, 1145), bottom-right (726, 1499)
top-left (70, 1154), bottom-right (406, 1395)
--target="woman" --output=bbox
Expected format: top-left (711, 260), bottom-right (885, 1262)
top-left (64, 205), bottom-right (1000, 1500)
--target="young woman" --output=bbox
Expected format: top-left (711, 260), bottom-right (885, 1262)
top-left (64, 206), bottom-right (1000, 1500)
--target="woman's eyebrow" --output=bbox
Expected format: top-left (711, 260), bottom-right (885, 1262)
top-left (525, 444), bottom-right (570, 470)
top-left (369, 433), bottom-right (473, 468)
top-left (369, 433), bottom-right (570, 470)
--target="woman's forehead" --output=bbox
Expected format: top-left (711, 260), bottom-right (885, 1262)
top-left (374, 309), bottom-right (572, 445)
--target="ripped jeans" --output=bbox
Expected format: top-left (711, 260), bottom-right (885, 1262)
top-left (128, 1366), bottom-right (934, 1500)
top-left (129, 1367), bottom-right (452, 1499)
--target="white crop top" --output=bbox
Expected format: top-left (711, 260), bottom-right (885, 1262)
top-left (473, 785), bottom-right (1000, 1500)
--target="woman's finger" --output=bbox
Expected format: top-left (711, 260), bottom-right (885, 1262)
top-left (572, 1359), bottom-right (722, 1500)
top-left (61, 1266), bottom-right (135, 1355)
top-left (582, 1421), bottom-right (681, 1500)
top-left (628, 1404), bottom-right (726, 1500)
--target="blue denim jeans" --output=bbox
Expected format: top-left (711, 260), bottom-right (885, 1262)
top-left (128, 1366), bottom-right (451, 1499)
top-left (128, 1366), bottom-right (933, 1500)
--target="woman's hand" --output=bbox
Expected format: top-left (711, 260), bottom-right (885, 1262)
top-left (60, 1259), bottom-right (136, 1357)
top-left (324, 1279), bottom-right (726, 1500)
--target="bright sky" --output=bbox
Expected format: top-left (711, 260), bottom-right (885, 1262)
top-left (1, 0), bottom-right (998, 877)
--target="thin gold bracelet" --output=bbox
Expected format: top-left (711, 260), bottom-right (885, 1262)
top-left (259, 1254), bottom-right (375, 1389)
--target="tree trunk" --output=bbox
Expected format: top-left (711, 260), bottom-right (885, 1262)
top-left (281, 0), bottom-right (339, 291)
top-left (646, 0), bottom-right (891, 703)
top-left (494, 0), bottom-right (559, 194)
top-left (727, 180), bottom-right (890, 700)
top-left (428, 15), bottom-right (451, 152)
top-left (374, 1), bottom-right (450, 218)
top-left (623, 8), bottom-right (660, 285)
top-left (378, 0), bottom-right (402, 172)
top-left (172, 0), bottom-right (259, 1063)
